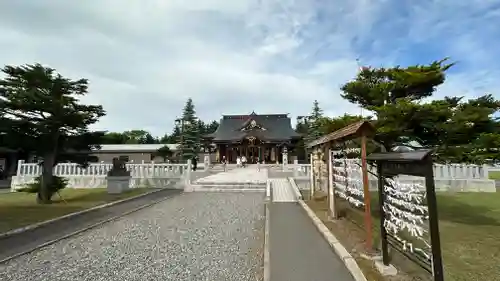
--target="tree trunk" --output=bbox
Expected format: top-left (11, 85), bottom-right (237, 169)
top-left (37, 153), bottom-right (56, 204)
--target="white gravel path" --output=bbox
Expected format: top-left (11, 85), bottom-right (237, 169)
top-left (0, 193), bottom-right (265, 281)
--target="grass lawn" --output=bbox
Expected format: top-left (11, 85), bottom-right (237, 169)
top-left (306, 192), bottom-right (500, 281)
top-left (0, 188), bottom-right (151, 234)
top-left (488, 170), bottom-right (500, 180)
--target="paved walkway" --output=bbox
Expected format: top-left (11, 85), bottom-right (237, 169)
top-left (269, 202), bottom-right (355, 281)
top-left (194, 166), bottom-right (267, 185)
top-left (270, 178), bottom-right (297, 202)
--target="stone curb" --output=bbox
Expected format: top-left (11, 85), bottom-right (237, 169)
top-left (0, 190), bottom-right (182, 264)
top-left (263, 203), bottom-right (270, 281)
top-left (287, 177), bottom-right (303, 200)
top-left (298, 200), bottom-right (368, 281)
top-left (0, 188), bottom-right (170, 239)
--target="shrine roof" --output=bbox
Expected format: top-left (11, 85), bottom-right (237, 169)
top-left (205, 112), bottom-right (301, 142)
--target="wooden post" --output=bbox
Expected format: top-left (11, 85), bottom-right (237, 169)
top-left (322, 144), bottom-right (328, 192)
top-left (328, 147), bottom-right (337, 219)
top-left (425, 161), bottom-right (445, 281)
top-left (361, 134), bottom-right (373, 251)
top-left (377, 164), bottom-right (390, 265)
top-left (309, 152), bottom-right (314, 199)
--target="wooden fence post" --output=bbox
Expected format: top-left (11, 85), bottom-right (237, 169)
top-left (361, 134), bottom-right (373, 251)
top-left (310, 153), bottom-right (314, 199)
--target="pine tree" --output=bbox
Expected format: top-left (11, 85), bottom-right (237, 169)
top-left (179, 98), bottom-right (200, 161)
top-left (305, 100), bottom-right (324, 144)
top-left (0, 63), bottom-right (105, 203)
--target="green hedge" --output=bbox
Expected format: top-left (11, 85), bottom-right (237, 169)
top-left (17, 176), bottom-right (68, 194)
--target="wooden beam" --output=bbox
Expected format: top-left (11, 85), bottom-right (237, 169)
top-left (327, 146), bottom-right (338, 219)
top-left (361, 133), bottom-right (373, 252)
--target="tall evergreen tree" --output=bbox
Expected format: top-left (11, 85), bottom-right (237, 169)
top-left (197, 120), bottom-right (206, 136)
top-left (160, 126), bottom-right (181, 144)
top-left (205, 120), bottom-right (219, 134)
top-left (179, 98), bottom-right (200, 160)
top-left (293, 117), bottom-right (309, 161)
top-left (304, 100), bottom-right (324, 144)
top-left (0, 63), bottom-right (105, 203)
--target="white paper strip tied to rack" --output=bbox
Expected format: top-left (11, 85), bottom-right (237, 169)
top-left (331, 149), bottom-right (365, 208)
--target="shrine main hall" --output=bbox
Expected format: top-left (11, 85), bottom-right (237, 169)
top-left (203, 112), bottom-right (302, 164)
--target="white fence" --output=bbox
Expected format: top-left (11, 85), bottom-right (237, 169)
top-left (9, 157), bottom-right (500, 192)
top-left (433, 163), bottom-right (490, 179)
top-left (11, 160), bottom-right (190, 191)
top-left (285, 160), bottom-right (312, 179)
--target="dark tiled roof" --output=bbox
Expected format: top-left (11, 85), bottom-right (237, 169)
top-left (306, 120), bottom-right (375, 148)
top-left (206, 113), bottom-right (301, 142)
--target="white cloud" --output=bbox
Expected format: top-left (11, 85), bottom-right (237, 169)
top-left (0, 0), bottom-right (499, 135)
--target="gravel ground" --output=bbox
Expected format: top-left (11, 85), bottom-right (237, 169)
top-left (0, 192), bottom-right (265, 281)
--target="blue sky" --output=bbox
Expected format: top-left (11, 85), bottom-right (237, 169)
top-left (0, 0), bottom-right (499, 135)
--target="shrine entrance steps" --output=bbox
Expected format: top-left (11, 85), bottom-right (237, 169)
top-left (191, 166), bottom-right (267, 192)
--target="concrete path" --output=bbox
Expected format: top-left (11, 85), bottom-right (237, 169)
top-left (269, 203), bottom-right (355, 281)
top-left (0, 193), bottom-right (265, 281)
top-left (270, 178), bottom-right (297, 202)
top-left (194, 166), bottom-right (267, 185)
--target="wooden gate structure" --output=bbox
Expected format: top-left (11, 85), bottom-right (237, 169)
top-left (306, 120), bottom-right (376, 251)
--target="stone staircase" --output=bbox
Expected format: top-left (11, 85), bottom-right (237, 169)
top-left (190, 166), bottom-right (267, 192)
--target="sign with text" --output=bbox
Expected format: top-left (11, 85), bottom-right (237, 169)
top-left (367, 150), bottom-right (444, 281)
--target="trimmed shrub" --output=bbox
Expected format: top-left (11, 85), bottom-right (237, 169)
top-left (17, 175), bottom-right (68, 194)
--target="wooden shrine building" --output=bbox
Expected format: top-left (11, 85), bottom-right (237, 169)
top-left (203, 112), bottom-right (301, 164)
